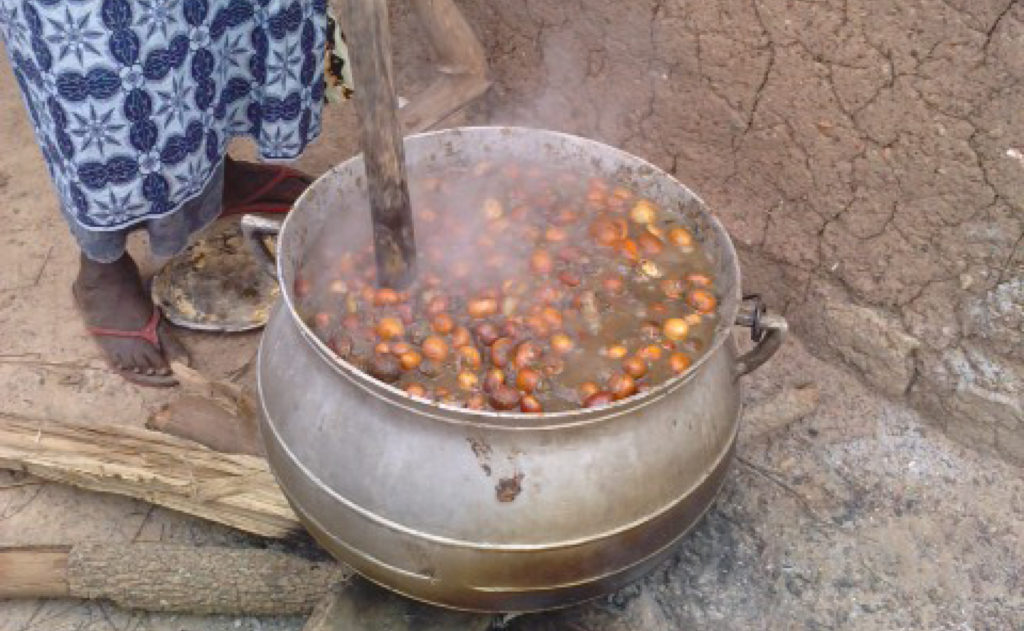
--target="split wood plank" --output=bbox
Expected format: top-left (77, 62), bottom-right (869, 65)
top-left (0, 413), bottom-right (300, 538)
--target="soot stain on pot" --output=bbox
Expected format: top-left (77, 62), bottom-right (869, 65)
top-left (496, 472), bottom-right (525, 503)
top-left (466, 437), bottom-right (493, 477)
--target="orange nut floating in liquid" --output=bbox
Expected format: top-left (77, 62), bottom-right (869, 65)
top-left (376, 317), bottom-right (404, 340)
top-left (422, 336), bottom-right (450, 362)
top-left (663, 318), bottom-right (689, 341)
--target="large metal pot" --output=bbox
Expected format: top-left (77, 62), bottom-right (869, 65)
top-left (243, 127), bottom-right (786, 612)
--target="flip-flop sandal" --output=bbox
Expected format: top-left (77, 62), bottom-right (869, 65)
top-left (221, 164), bottom-right (314, 216)
top-left (86, 308), bottom-right (186, 388)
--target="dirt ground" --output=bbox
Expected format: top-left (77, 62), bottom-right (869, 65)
top-left (1, 5), bottom-right (1023, 630)
top-left (438, 0), bottom-right (1024, 462)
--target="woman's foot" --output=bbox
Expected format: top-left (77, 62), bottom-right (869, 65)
top-left (222, 156), bottom-right (314, 213)
top-left (73, 253), bottom-right (187, 386)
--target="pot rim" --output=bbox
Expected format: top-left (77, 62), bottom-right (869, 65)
top-left (273, 126), bottom-right (743, 429)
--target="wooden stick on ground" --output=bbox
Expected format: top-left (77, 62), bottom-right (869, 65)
top-left (0, 413), bottom-right (299, 538)
top-left (147, 395), bottom-right (264, 456)
top-left (401, 0), bottom-right (491, 133)
top-left (340, 0), bottom-right (418, 289)
top-left (146, 362), bottom-right (264, 456)
top-left (0, 544), bottom-right (349, 615)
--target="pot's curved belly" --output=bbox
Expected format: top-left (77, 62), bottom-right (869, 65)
top-left (258, 306), bottom-right (740, 612)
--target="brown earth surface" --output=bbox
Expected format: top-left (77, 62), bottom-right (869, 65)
top-left (425, 0), bottom-right (1024, 464)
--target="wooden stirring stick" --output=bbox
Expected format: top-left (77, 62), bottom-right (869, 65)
top-left (338, 0), bottom-right (418, 289)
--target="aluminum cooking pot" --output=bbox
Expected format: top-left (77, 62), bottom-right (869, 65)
top-left (242, 127), bottom-right (786, 612)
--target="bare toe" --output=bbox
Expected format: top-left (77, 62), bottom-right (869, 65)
top-left (109, 350), bottom-right (129, 371)
top-left (139, 346), bottom-right (167, 375)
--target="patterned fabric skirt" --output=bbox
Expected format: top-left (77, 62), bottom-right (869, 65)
top-left (0, 0), bottom-right (353, 262)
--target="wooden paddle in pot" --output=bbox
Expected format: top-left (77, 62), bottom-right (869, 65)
top-left (338, 0), bottom-right (418, 289)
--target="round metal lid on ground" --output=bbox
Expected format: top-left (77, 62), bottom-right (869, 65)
top-left (151, 216), bottom-right (281, 333)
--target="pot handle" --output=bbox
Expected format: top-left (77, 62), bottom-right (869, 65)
top-left (734, 294), bottom-right (788, 378)
top-left (240, 214), bottom-right (282, 279)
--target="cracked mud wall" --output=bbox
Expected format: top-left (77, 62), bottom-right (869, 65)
top-left (396, 0), bottom-right (1024, 462)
